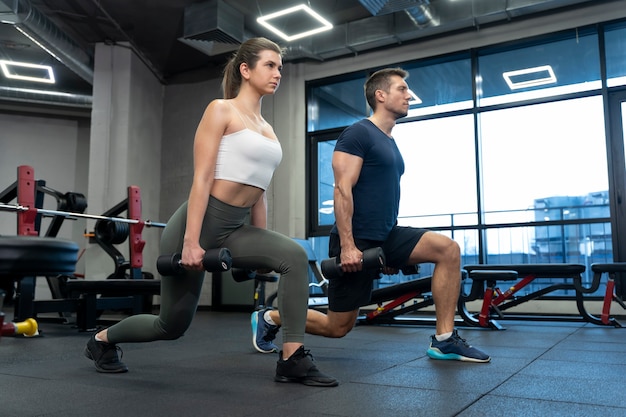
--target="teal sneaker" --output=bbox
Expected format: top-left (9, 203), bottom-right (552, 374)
top-left (251, 308), bottom-right (280, 353)
top-left (426, 330), bottom-right (491, 363)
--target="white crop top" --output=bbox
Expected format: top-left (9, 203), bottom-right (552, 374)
top-left (214, 104), bottom-right (283, 190)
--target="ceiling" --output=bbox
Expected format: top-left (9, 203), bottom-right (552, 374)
top-left (0, 0), bottom-right (610, 106)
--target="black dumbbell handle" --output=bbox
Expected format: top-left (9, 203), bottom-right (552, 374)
top-left (157, 248), bottom-right (232, 275)
top-left (336, 247), bottom-right (385, 268)
top-left (321, 247), bottom-right (385, 279)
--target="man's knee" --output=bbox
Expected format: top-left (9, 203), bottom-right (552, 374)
top-left (324, 310), bottom-right (358, 338)
top-left (325, 324), bottom-right (353, 338)
top-left (443, 238), bottom-right (461, 263)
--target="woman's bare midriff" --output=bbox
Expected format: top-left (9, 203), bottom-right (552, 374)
top-left (210, 179), bottom-right (264, 208)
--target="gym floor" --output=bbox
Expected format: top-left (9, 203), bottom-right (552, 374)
top-left (1, 309), bottom-right (625, 417)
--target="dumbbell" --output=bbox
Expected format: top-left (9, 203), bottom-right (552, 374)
top-left (1, 318), bottom-right (38, 337)
top-left (231, 268), bottom-right (256, 282)
top-left (321, 247), bottom-right (386, 279)
top-left (156, 248), bottom-right (232, 275)
top-left (400, 264), bottom-right (420, 275)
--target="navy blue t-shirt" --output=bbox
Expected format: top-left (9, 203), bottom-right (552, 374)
top-left (331, 119), bottom-right (405, 241)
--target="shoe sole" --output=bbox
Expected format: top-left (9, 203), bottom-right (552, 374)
top-left (250, 311), bottom-right (277, 354)
top-left (426, 347), bottom-right (491, 363)
top-left (84, 346), bottom-right (129, 373)
top-left (274, 375), bottom-right (339, 387)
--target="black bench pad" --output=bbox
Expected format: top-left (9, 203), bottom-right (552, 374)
top-left (65, 279), bottom-right (161, 295)
top-left (464, 263), bottom-right (585, 278)
top-left (591, 263), bottom-right (626, 273)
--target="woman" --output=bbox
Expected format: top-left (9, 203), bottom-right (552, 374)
top-left (83, 37), bottom-right (338, 387)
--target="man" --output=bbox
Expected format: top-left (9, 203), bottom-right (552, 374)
top-left (251, 67), bottom-right (490, 363)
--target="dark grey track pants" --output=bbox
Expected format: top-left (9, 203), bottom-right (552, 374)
top-left (107, 196), bottom-right (308, 345)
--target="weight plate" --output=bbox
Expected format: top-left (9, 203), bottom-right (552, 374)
top-left (0, 236), bottom-right (79, 275)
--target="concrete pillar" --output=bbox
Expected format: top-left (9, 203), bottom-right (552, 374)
top-left (85, 43), bottom-right (163, 280)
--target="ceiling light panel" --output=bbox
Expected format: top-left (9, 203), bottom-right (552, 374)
top-left (503, 65), bottom-right (557, 90)
top-left (0, 59), bottom-right (55, 83)
top-left (257, 4), bottom-right (333, 42)
top-left (408, 89), bottom-right (422, 105)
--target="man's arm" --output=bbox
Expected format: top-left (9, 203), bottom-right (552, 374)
top-left (332, 150), bottom-right (364, 273)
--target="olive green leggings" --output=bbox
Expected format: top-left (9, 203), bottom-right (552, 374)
top-left (107, 196), bottom-right (309, 344)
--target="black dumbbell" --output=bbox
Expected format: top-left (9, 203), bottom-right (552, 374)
top-left (231, 268), bottom-right (256, 282)
top-left (400, 264), bottom-right (420, 276)
top-left (321, 247), bottom-right (386, 279)
top-left (156, 248), bottom-right (232, 275)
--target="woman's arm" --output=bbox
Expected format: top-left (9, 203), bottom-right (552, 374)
top-left (250, 191), bottom-right (267, 229)
top-left (181, 100), bottom-right (230, 269)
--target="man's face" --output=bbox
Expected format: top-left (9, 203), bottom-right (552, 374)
top-left (382, 75), bottom-right (412, 119)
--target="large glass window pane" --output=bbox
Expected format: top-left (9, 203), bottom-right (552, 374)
top-left (480, 96), bottom-right (608, 219)
top-left (478, 30), bottom-right (601, 106)
top-left (317, 139), bottom-right (336, 227)
top-left (307, 76), bottom-right (367, 131)
top-left (623, 101), bottom-right (626, 166)
top-left (605, 23), bottom-right (626, 88)
top-left (403, 57), bottom-right (473, 117)
top-left (393, 115), bottom-right (478, 227)
top-left (480, 96), bottom-right (610, 283)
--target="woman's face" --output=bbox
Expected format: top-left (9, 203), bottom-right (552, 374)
top-left (248, 49), bottom-right (283, 95)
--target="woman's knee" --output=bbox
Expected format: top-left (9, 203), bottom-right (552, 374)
top-left (156, 313), bottom-right (194, 340)
top-left (277, 241), bottom-right (308, 274)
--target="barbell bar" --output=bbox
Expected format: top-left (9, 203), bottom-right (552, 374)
top-left (0, 202), bottom-right (167, 228)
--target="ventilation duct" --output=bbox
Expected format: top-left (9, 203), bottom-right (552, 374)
top-left (404, 4), bottom-right (439, 28)
top-left (0, 84), bottom-right (92, 107)
top-left (178, 0), bottom-right (244, 57)
top-left (0, 0), bottom-right (93, 84)
top-left (283, 0), bottom-right (595, 62)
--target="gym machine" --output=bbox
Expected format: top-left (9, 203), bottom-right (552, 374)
top-left (0, 165), bottom-right (163, 331)
top-left (458, 263), bottom-right (624, 329)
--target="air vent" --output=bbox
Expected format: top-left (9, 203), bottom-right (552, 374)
top-left (178, 0), bottom-right (243, 56)
top-left (359, 0), bottom-right (428, 16)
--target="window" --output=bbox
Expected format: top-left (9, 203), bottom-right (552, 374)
top-left (307, 75), bottom-right (367, 132)
top-left (393, 115), bottom-right (477, 227)
top-left (480, 97), bottom-right (608, 216)
top-left (478, 29), bottom-right (601, 106)
top-left (605, 22), bottom-right (626, 87)
top-left (403, 56), bottom-right (473, 117)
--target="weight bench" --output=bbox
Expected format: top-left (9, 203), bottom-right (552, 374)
top-left (65, 279), bottom-right (161, 331)
top-left (357, 271), bottom-right (467, 327)
top-left (459, 263), bottom-right (619, 329)
top-left (358, 277), bottom-right (434, 325)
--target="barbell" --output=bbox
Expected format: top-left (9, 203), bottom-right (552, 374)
top-left (0, 203), bottom-right (167, 228)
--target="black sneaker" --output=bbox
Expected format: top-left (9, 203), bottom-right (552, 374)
top-left (84, 334), bottom-right (128, 373)
top-left (275, 346), bottom-right (338, 387)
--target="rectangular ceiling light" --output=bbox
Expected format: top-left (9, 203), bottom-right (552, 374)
top-left (0, 59), bottom-right (55, 84)
top-left (408, 88), bottom-right (422, 105)
top-left (503, 65), bottom-right (556, 90)
top-left (257, 4), bottom-right (333, 42)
